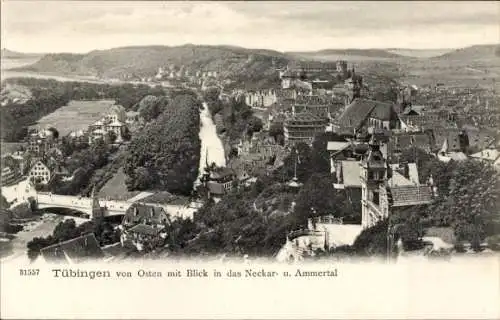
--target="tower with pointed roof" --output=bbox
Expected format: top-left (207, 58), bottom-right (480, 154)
top-left (360, 134), bottom-right (390, 229)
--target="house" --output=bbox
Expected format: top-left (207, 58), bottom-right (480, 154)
top-left (205, 167), bottom-right (236, 197)
top-left (334, 98), bottom-right (401, 136)
top-left (120, 203), bottom-right (170, 251)
top-left (40, 233), bottom-right (105, 264)
top-left (387, 131), bottom-right (433, 157)
top-left (105, 104), bottom-right (126, 123)
top-left (121, 203), bottom-right (170, 228)
top-left (284, 113), bottom-right (329, 145)
top-left (25, 128), bottom-right (57, 157)
top-left (121, 223), bottom-right (167, 252)
top-left (125, 111), bottom-right (141, 125)
top-left (28, 160), bottom-right (52, 185)
top-left (28, 160), bottom-right (71, 185)
top-left (88, 118), bottom-right (125, 144)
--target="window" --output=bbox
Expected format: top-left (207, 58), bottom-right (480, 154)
top-left (372, 192), bottom-right (380, 205)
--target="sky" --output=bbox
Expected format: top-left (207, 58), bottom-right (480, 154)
top-left (1, 1), bottom-right (499, 53)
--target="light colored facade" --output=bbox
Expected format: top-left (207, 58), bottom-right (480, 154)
top-left (29, 160), bottom-right (51, 185)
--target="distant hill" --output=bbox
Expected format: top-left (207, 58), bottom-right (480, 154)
top-left (13, 45), bottom-right (290, 86)
top-left (1, 48), bottom-right (43, 59)
top-left (432, 44), bottom-right (500, 61)
top-left (286, 48), bottom-right (408, 61)
top-left (386, 48), bottom-right (454, 58)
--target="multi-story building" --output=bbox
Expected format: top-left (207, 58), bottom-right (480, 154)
top-left (26, 128), bottom-right (57, 157)
top-left (284, 113), bottom-right (329, 145)
top-left (88, 105), bottom-right (127, 144)
top-left (28, 160), bottom-right (52, 185)
top-left (360, 135), bottom-right (434, 229)
top-left (245, 89), bottom-right (278, 108)
top-left (28, 160), bottom-right (70, 185)
top-left (292, 95), bottom-right (332, 119)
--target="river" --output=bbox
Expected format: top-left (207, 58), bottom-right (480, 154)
top-left (195, 102), bottom-right (226, 186)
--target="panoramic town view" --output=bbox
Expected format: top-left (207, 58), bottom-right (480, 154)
top-left (1, 1), bottom-right (499, 265)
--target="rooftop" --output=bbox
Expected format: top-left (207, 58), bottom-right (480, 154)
top-left (40, 233), bottom-right (104, 263)
top-left (337, 98), bottom-right (397, 132)
top-left (390, 185), bottom-right (433, 207)
top-left (285, 112), bottom-right (328, 123)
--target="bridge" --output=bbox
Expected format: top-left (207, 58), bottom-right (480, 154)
top-left (35, 192), bottom-right (198, 220)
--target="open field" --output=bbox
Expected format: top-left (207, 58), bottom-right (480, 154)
top-left (33, 99), bottom-right (118, 135)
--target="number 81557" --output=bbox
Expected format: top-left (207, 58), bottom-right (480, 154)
top-left (19, 269), bottom-right (39, 276)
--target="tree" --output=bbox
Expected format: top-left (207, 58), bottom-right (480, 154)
top-left (436, 161), bottom-right (500, 250)
top-left (352, 219), bottom-right (389, 257)
top-left (293, 173), bottom-right (347, 225)
top-left (137, 95), bottom-right (168, 122)
top-left (124, 94), bottom-right (201, 195)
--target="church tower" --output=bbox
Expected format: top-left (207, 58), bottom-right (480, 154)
top-left (345, 67), bottom-right (363, 106)
top-left (91, 187), bottom-right (104, 219)
top-left (360, 134), bottom-right (390, 229)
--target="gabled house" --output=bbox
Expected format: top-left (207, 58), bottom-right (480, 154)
top-left (120, 203), bottom-right (170, 252)
top-left (121, 203), bottom-right (170, 228)
top-left (28, 160), bottom-right (51, 185)
top-left (28, 160), bottom-right (71, 185)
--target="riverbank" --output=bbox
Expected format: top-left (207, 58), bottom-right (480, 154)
top-left (195, 101), bottom-right (227, 186)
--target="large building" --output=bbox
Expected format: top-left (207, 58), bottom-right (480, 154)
top-left (334, 98), bottom-right (401, 136)
top-left (360, 135), bottom-right (434, 229)
top-left (284, 113), bottom-right (329, 145)
top-left (292, 95), bottom-right (332, 119)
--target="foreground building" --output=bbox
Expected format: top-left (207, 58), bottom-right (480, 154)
top-left (120, 203), bottom-right (170, 252)
top-left (360, 136), bottom-right (434, 229)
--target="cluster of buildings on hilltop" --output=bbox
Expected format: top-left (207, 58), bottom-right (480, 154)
top-left (146, 65), bottom-right (220, 86)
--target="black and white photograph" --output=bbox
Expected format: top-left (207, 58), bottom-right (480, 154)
top-left (0, 1), bottom-right (499, 318)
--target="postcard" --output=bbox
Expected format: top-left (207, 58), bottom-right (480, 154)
top-left (1, 1), bottom-right (499, 319)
